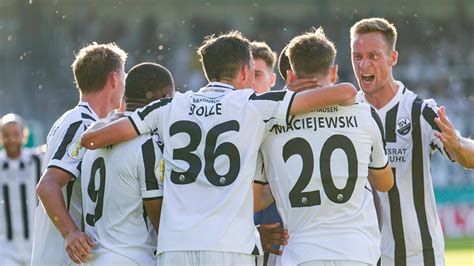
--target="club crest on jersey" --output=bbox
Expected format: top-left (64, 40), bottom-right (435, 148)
top-left (396, 117), bottom-right (411, 135)
top-left (67, 140), bottom-right (86, 160)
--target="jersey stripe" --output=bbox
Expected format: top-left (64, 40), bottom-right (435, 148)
top-left (79, 104), bottom-right (93, 113)
top-left (371, 106), bottom-right (386, 151)
top-left (141, 139), bottom-right (159, 191)
top-left (20, 183), bottom-right (29, 239)
top-left (249, 91), bottom-right (286, 101)
top-left (411, 97), bottom-right (435, 265)
top-left (81, 112), bottom-right (97, 122)
top-left (32, 154), bottom-right (42, 183)
top-left (387, 168), bottom-right (406, 265)
top-left (385, 103), bottom-right (399, 143)
top-left (421, 105), bottom-right (440, 132)
top-left (52, 121), bottom-right (82, 160)
top-left (137, 98), bottom-right (172, 120)
top-left (3, 184), bottom-right (13, 240)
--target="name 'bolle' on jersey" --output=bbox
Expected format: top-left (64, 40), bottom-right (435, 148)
top-left (128, 82), bottom-right (295, 256)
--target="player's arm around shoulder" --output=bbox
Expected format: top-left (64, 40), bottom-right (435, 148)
top-left (289, 82), bottom-right (357, 115)
top-left (81, 117), bottom-right (137, 150)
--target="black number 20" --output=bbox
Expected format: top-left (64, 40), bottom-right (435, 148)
top-left (285, 135), bottom-right (358, 208)
top-left (86, 157), bottom-right (106, 226)
top-left (170, 120), bottom-right (240, 187)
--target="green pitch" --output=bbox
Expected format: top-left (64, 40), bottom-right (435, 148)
top-left (445, 237), bottom-right (474, 265)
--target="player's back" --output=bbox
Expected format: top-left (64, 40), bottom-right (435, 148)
top-left (259, 103), bottom-right (387, 265)
top-left (129, 82), bottom-right (294, 255)
top-left (81, 133), bottom-right (161, 265)
top-left (32, 102), bottom-right (97, 265)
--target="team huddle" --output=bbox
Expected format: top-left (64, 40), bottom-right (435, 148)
top-left (1, 17), bottom-right (474, 266)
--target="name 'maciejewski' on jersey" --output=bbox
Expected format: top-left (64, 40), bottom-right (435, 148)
top-left (257, 103), bottom-right (388, 265)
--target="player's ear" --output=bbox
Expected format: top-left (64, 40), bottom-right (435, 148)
top-left (286, 70), bottom-right (297, 84)
top-left (389, 50), bottom-right (398, 67)
top-left (330, 65), bottom-right (338, 83)
top-left (270, 72), bottom-right (276, 88)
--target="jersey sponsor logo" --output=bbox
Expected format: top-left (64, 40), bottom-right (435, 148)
top-left (396, 117), bottom-right (411, 135)
top-left (66, 139), bottom-right (86, 160)
top-left (386, 146), bottom-right (408, 163)
top-left (270, 115), bottom-right (358, 134)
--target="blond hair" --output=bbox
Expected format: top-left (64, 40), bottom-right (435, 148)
top-left (71, 42), bottom-right (127, 93)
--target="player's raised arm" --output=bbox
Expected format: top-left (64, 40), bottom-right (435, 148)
top-left (81, 117), bottom-right (136, 149)
top-left (289, 82), bottom-right (357, 115)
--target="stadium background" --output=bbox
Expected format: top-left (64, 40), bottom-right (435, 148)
top-left (0, 0), bottom-right (472, 263)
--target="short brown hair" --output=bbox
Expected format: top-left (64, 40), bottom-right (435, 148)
top-left (71, 43), bottom-right (127, 94)
top-left (286, 27), bottom-right (336, 78)
top-left (251, 41), bottom-right (277, 71)
top-left (197, 31), bottom-right (252, 81)
top-left (350, 17), bottom-right (398, 51)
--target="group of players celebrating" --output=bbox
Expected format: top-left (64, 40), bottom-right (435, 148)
top-left (1, 17), bottom-right (473, 266)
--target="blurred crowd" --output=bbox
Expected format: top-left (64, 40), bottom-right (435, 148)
top-left (0, 0), bottom-right (472, 185)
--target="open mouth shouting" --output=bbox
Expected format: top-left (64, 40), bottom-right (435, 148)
top-left (361, 73), bottom-right (375, 83)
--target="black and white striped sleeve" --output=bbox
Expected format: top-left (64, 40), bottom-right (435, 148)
top-left (248, 90), bottom-right (296, 126)
top-left (129, 98), bottom-right (172, 136)
top-left (47, 120), bottom-right (85, 179)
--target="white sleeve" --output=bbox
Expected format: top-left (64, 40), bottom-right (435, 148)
top-left (47, 120), bottom-right (87, 179)
top-left (254, 151), bottom-right (268, 184)
top-left (369, 107), bottom-right (389, 169)
top-left (248, 90), bottom-right (296, 126)
top-left (129, 98), bottom-right (172, 136)
top-left (138, 137), bottom-right (163, 199)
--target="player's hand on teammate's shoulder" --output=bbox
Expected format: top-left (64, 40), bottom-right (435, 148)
top-left (257, 223), bottom-right (288, 255)
top-left (64, 230), bottom-right (94, 264)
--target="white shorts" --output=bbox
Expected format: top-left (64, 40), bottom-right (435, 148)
top-left (157, 251), bottom-right (256, 265)
top-left (31, 205), bottom-right (72, 265)
top-left (299, 260), bottom-right (371, 266)
top-left (381, 253), bottom-right (445, 266)
top-left (85, 251), bottom-right (140, 266)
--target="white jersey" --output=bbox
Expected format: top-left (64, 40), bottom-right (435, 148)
top-left (0, 148), bottom-right (42, 265)
top-left (357, 81), bottom-right (448, 265)
top-left (81, 130), bottom-right (163, 265)
top-left (129, 82), bottom-right (294, 255)
top-left (31, 101), bottom-right (98, 265)
top-left (256, 103), bottom-right (388, 265)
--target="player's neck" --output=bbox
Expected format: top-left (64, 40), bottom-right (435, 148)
top-left (80, 93), bottom-right (115, 119)
top-left (365, 78), bottom-right (399, 109)
top-left (6, 149), bottom-right (21, 160)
